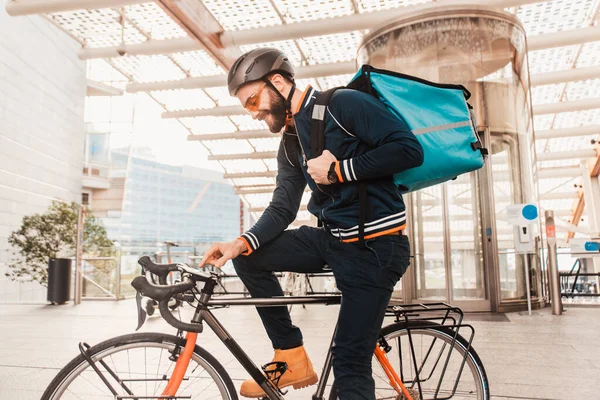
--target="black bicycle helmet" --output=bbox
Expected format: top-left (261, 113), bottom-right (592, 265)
top-left (227, 47), bottom-right (295, 96)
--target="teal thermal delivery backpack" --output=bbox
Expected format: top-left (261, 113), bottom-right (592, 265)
top-left (310, 65), bottom-right (488, 246)
top-left (311, 64), bottom-right (488, 194)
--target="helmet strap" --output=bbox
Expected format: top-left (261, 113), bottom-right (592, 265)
top-left (264, 78), bottom-right (296, 123)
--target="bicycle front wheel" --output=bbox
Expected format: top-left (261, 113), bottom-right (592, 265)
top-left (42, 332), bottom-right (237, 400)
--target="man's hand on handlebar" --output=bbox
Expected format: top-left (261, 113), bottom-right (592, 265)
top-left (199, 239), bottom-right (247, 269)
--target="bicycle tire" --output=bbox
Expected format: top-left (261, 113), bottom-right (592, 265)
top-left (329, 320), bottom-right (490, 400)
top-left (41, 332), bottom-right (238, 400)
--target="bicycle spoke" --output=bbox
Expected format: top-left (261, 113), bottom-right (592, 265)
top-left (153, 348), bottom-right (163, 395)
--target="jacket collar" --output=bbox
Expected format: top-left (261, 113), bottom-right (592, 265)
top-left (293, 84), bottom-right (317, 115)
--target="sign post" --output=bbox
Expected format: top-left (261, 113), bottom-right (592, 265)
top-left (507, 204), bottom-right (538, 315)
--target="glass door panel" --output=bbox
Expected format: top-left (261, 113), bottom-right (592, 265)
top-left (447, 173), bottom-right (487, 301)
top-left (413, 185), bottom-right (446, 299)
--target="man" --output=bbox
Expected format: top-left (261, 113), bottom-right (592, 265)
top-left (200, 48), bottom-right (423, 399)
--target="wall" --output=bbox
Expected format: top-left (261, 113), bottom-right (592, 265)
top-left (0, 8), bottom-right (86, 303)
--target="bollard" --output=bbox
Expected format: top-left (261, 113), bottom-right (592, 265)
top-left (545, 210), bottom-right (562, 315)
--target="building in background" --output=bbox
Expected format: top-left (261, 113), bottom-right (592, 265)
top-left (89, 149), bottom-right (241, 257)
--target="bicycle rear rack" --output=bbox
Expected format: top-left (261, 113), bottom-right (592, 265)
top-left (383, 302), bottom-right (475, 400)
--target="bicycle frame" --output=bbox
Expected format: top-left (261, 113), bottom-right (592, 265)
top-left (157, 293), bottom-right (415, 400)
top-left (123, 262), bottom-right (478, 400)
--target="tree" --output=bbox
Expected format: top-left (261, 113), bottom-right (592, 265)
top-left (6, 201), bottom-right (114, 286)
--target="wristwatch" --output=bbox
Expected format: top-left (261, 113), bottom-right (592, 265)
top-left (327, 161), bottom-right (338, 184)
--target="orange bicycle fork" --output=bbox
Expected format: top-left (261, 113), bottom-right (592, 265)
top-left (161, 332), bottom-right (197, 396)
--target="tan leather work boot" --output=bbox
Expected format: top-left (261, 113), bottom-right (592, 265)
top-left (240, 346), bottom-right (319, 398)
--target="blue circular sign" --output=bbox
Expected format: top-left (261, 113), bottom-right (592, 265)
top-left (522, 204), bottom-right (538, 221)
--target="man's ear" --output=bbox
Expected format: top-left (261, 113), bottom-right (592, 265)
top-left (269, 73), bottom-right (289, 94)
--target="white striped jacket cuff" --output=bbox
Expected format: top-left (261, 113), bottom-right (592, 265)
top-left (338, 159), bottom-right (358, 182)
top-left (239, 231), bottom-right (260, 255)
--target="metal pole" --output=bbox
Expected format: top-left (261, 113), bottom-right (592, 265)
top-left (524, 255), bottom-right (532, 315)
top-left (74, 207), bottom-right (86, 305)
top-left (115, 245), bottom-right (121, 301)
top-left (545, 210), bottom-right (563, 315)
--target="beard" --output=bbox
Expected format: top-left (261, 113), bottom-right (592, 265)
top-left (260, 87), bottom-right (288, 133)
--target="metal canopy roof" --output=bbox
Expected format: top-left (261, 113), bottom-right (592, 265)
top-left (7, 0), bottom-right (600, 232)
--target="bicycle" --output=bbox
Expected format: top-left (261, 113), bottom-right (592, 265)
top-left (42, 256), bottom-right (490, 400)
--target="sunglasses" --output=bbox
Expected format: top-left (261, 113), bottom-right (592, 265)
top-left (243, 83), bottom-right (267, 112)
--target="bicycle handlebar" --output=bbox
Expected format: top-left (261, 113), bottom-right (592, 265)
top-left (138, 256), bottom-right (178, 279)
top-left (131, 274), bottom-right (204, 333)
top-left (132, 275), bottom-right (195, 303)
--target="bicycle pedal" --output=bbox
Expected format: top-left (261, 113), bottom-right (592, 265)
top-left (261, 361), bottom-right (289, 395)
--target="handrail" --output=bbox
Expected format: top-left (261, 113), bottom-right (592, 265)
top-left (559, 258), bottom-right (600, 298)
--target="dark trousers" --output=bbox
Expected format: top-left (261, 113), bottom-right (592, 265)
top-left (232, 226), bottom-right (411, 400)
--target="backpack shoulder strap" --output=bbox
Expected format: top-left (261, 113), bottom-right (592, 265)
top-left (310, 87), bottom-right (343, 159)
top-left (310, 86), bottom-right (368, 249)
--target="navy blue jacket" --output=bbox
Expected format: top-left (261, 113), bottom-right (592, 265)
top-left (238, 86), bottom-right (424, 253)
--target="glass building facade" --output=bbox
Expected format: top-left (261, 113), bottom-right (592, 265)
top-left (102, 151), bottom-right (241, 252)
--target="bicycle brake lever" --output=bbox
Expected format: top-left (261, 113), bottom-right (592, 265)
top-left (135, 291), bottom-right (147, 331)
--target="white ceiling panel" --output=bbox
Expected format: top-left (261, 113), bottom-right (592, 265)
top-left (516, 0), bottom-right (595, 35)
top-left (538, 159), bottom-right (583, 169)
top-left (151, 89), bottom-right (216, 111)
top-left (240, 40), bottom-right (304, 65)
top-left (317, 74), bottom-right (357, 89)
top-left (110, 55), bottom-right (187, 82)
top-left (263, 159), bottom-right (279, 170)
top-left (170, 51), bottom-right (225, 77)
top-left (527, 46), bottom-right (579, 74)
top-left (534, 114), bottom-right (556, 131)
top-left (553, 109), bottom-right (600, 127)
top-left (229, 115), bottom-right (269, 131)
top-left (564, 78), bottom-right (600, 100)
top-left (358, 0), bottom-right (432, 13)
top-left (205, 87), bottom-right (242, 106)
top-left (536, 134), bottom-right (597, 153)
top-left (202, 0), bottom-right (281, 31)
top-left (125, 2), bottom-right (187, 40)
top-left (576, 41), bottom-right (600, 67)
top-left (298, 32), bottom-right (364, 64)
top-left (273, 0), bottom-right (354, 23)
top-left (530, 83), bottom-right (565, 105)
top-left (248, 137), bottom-right (282, 152)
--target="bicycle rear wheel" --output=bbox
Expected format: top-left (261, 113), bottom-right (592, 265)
top-left (329, 320), bottom-right (489, 400)
top-left (42, 332), bottom-right (237, 400)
